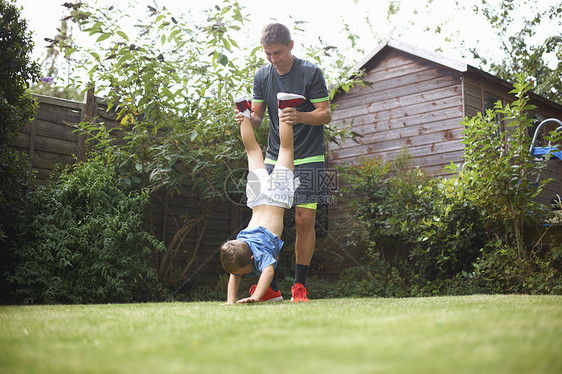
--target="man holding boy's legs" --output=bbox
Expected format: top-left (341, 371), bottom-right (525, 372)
top-left (237, 23), bottom-right (332, 302)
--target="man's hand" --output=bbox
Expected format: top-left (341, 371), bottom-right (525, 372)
top-left (279, 107), bottom-right (299, 126)
top-left (234, 109), bottom-right (245, 126)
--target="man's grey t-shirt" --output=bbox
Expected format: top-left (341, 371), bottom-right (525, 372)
top-left (253, 57), bottom-right (330, 161)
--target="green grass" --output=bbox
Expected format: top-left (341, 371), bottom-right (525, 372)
top-left (1, 295), bottom-right (561, 374)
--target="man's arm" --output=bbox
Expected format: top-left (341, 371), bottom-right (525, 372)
top-left (280, 100), bottom-right (331, 126)
top-left (237, 264), bottom-right (274, 303)
top-left (225, 274), bottom-right (241, 305)
top-left (250, 101), bottom-right (266, 129)
top-left (234, 102), bottom-right (265, 129)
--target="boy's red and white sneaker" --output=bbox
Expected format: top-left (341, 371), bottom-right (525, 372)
top-left (290, 283), bottom-right (309, 303)
top-left (233, 96), bottom-right (252, 118)
top-left (249, 285), bottom-right (284, 302)
top-left (277, 92), bottom-right (306, 115)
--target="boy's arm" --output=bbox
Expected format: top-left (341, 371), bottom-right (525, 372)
top-left (225, 274), bottom-right (241, 305)
top-left (237, 264), bottom-right (274, 303)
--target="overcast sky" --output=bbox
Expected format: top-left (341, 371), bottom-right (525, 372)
top-left (14, 0), bottom-right (559, 77)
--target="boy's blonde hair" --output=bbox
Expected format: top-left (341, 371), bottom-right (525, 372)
top-left (220, 240), bottom-right (252, 274)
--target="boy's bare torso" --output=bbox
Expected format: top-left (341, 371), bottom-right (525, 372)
top-left (247, 204), bottom-right (285, 238)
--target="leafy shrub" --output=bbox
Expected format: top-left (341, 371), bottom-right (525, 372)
top-left (338, 150), bottom-right (485, 295)
top-left (336, 75), bottom-right (562, 296)
top-left (452, 75), bottom-right (562, 294)
top-left (8, 153), bottom-right (166, 304)
top-left (0, 0), bottom-right (40, 302)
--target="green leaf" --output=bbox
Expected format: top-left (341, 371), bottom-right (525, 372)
top-left (96, 33), bottom-right (111, 42)
top-left (116, 30), bottom-right (129, 41)
top-left (228, 38), bottom-right (239, 49)
top-left (217, 53), bottom-right (228, 66)
top-left (168, 29), bottom-right (180, 41)
top-left (162, 86), bottom-right (173, 100)
top-left (90, 51), bottom-right (100, 62)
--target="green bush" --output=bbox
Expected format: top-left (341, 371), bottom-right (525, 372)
top-left (452, 75), bottom-right (562, 294)
top-left (0, 0), bottom-right (40, 302)
top-left (337, 151), bottom-right (486, 296)
top-left (8, 153), bottom-right (166, 304)
top-left (337, 76), bottom-right (562, 296)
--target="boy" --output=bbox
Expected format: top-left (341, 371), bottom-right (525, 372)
top-left (220, 93), bottom-right (304, 304)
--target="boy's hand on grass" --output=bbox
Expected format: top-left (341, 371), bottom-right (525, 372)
top-left (237, 297), bottom-right (259, 304)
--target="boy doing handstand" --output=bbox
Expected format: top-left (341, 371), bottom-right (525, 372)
top-left (220, 93), bottom-right (304, 304)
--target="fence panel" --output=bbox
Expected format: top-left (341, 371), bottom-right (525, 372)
top-left (11, 93), bottom-right (236, 292)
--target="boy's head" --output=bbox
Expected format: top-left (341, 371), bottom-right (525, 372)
top-left (220, 240), bottom-right (254, 275)
top-left (260, 23), bottom-right (292, 46)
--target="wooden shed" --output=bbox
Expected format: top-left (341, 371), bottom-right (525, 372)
top-left (329, 38), bottom-right (562, 207)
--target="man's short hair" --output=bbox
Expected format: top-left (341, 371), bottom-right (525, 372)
top-left (260, 23), bottom-right (292, 46)
top-left (220, 240), bottom-right (252, 274)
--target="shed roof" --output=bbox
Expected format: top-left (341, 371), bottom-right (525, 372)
top-left (351, 37), bottom-right (562, 111)
top-left (355, 37), bottom-right (468, 73)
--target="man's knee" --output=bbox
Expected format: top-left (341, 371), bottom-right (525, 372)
top-left (295, 208), bottom-right (316, 233)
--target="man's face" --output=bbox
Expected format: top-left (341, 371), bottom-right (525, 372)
top-left (262, 41), bottom-right (294, 75)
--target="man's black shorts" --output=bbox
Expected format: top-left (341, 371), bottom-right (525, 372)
top-left (265, 161), bottom-right (329, 208)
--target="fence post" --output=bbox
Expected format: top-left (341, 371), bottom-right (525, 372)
top-left (77, 87), bottom-right (95, 161)
top-left (27, 115), bottom-right (37, 166)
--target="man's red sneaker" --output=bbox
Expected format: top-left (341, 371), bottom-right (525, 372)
top-left (249, 285), bottom-right (283, 302)
top-left (290, 283), bottom-right (309, 303)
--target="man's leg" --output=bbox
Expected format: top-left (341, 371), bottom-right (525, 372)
top-left (295, 206), bottom-right (316, 270)
top-left (290, 206), bottom-right (316, 302)
top-left (291, 162), bottom-right (326, 302)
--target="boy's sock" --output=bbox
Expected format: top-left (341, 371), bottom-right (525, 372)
top-left (269, 268), bottom-right (279, 292)
top-left (233, 96), bottom-right (251, 118)
top-left (277, 92), bottom-right (306, 116)
top-left (294, 264), bottom-right (309, 286)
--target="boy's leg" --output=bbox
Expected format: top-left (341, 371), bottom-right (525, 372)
top-left (276, 117), bottom-right (294, 171)
top-left (239, 112), bottom-right (265, 171)
top-left (275, 93), bottom-right (304, 172)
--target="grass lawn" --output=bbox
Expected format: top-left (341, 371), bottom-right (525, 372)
top-left (1, 295), bottom-right (561, 374)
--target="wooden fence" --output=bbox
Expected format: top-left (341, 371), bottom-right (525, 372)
top-left (12, 94), bottom-right (87, 181)
top-left (12, 93), bottom-right (239, 291)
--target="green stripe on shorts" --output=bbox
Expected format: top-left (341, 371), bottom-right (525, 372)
top-left (296, 202), bottom-right (318, 210)
top-left (265, 155), bottom-right (325, 166)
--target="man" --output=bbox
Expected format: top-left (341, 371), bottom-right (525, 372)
top-left (236, 23), bottom-right (331, 302)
